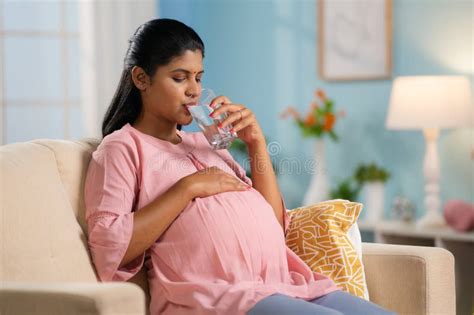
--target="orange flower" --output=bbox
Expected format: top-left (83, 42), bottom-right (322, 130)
top-left (315, 89), bottom-right (327, 101)
top-left (323, 113), bottom-right (336, 131)
top-left (304, 112), bottom-right (316, 127)
top-left (283, 89), bottom-right (344, 140)
top-left (280, 106), bottom-right (300, 120)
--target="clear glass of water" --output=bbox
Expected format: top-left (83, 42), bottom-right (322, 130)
top-left (187, 88), bottom-right (238, 150)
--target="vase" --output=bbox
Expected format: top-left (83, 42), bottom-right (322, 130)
top-left (364, 181), bottom-right (385, 223)
top-left (303, 138), bottom-right (329, 206)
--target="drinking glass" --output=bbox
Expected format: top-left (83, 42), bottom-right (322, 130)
top-left (187, 88), bottom-right (238, 150)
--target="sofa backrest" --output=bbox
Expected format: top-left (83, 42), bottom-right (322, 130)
top-left (1, 138), bottom-right (151, 308)
top-left (33, 138), bottom-right (101, 232)
top-left (0, 139), bottom-right (99, 282)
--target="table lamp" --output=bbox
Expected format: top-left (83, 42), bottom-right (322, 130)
top-left (386, 76), bottom-right (472, 228)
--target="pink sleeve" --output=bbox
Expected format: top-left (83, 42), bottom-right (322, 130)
top-left (84, 142), bottom-right (144, 282)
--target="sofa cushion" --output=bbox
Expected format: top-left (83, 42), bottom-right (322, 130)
top-left (0, 141), bottom-right (97, 282)
top-left (285, 199), bottom-right (369, 300)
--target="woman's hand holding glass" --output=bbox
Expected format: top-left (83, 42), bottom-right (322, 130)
top-left (209, 96), bottom-right (265, 146)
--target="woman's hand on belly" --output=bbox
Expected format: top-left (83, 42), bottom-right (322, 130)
top-left (181, 166), bottom-right (251, 199)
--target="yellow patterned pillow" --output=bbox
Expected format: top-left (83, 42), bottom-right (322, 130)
top-left (285, 199), bottom-right (368, 299)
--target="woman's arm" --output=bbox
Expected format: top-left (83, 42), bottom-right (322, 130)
top-left (208, 96), bottom-right (285, 231)
top-left (119, 179), bottom-right (192, 268)
top-left (87, 142), bottom-right (251, 278)
top-left (247, 138), bottom-right (285, 230)
top-left (120, 167), bottom-right (251, 268)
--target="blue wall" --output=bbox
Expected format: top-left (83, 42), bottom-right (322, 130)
top-left (159, 0), bottom-right (473, 219)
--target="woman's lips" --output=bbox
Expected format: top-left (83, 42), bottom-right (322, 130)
top-left (183, 103), bottom-right (196, 115)
top-left (183, 105), bottom-right (191, 115)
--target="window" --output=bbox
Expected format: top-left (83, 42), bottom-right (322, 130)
top-left (0, 1), bottom-right (82, 144)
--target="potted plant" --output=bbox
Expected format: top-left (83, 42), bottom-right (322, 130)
top-left (280, 89), bottom-right (345, 205)
top-left (354, 162), bottom-right (390, 223)
top-left (280, 89), bottom-right (344, 141)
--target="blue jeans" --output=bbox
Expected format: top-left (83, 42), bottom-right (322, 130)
top-left (247, 290), bottom-right (397, 315)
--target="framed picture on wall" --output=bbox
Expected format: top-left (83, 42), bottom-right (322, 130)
top-left (318, 0), bottom-right (392, 81)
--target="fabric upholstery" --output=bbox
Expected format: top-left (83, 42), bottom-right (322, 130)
top-left (0, 281), bottom-right (145, 315)
top-left (0, 138), bottom-right (456, 315)
top-left (362, 243), bottom-right (455, 315)
top-left (0, 140), bottom-right (97, 283)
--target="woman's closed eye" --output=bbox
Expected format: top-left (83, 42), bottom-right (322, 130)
top-left (173, 77), bottom-right (202, 83)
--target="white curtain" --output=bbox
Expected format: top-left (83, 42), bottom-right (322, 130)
top-left (79, 0), bottom-right (157, 138)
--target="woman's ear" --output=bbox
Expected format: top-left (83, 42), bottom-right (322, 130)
top-left (131, 66), bottom-right (150, 91)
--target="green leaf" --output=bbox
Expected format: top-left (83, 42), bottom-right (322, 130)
top-left (325, 100), bottom-right (334, 112)
top-left (328, 130), bottom-right (338, 142)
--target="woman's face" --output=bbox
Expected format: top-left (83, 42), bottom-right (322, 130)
top-left (139, 49), bottom-right (204, 127)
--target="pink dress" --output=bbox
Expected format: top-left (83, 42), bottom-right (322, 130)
top-left (84, 123), bottom-right (340, 315)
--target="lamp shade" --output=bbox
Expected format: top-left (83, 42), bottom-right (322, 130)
top-left (386, 76), bottom-right (472, 129)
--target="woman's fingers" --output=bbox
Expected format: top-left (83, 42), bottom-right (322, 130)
top-left (229, 110), bottom-right (256, 133)
top-left (204, 167), bottom-right (249, 190)
top-left (211, 104), bottom-right (253, 130)
top-left (219, 108), bottom-right (250, 129)
top-left (232, 180), bottom-right (250, 190)
top-left (222, 174), bottom-right (250, 191)
top-left (210, 103), bottom-right (243, 118)
top-left (209, 95), bottom-right (232, 109)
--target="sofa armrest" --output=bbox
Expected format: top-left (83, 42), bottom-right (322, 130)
top-left (362, 242), bottom-right (455, 315)
top-left (0, 282), bottom-right (146, 315)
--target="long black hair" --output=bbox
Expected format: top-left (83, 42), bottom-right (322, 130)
top-left (102, 19), bottom-right (205, 138)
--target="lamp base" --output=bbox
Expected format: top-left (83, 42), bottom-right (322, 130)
top-left (416, 211), bottom-right (446, 229)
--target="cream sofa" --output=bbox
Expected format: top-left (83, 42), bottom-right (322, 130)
top-left (0, 138), bottom-right (456, 315)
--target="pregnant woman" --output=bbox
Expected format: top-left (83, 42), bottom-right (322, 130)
top-left (84, 18), bottom-right (395, 315)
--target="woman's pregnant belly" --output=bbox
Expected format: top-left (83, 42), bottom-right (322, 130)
top-left (151, 188), bottom-right (288, 283)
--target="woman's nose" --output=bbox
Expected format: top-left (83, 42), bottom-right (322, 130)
top-left (186, 84), bottom-right (200, 99)
top-left (185, 91), bottom-right (199, 101)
